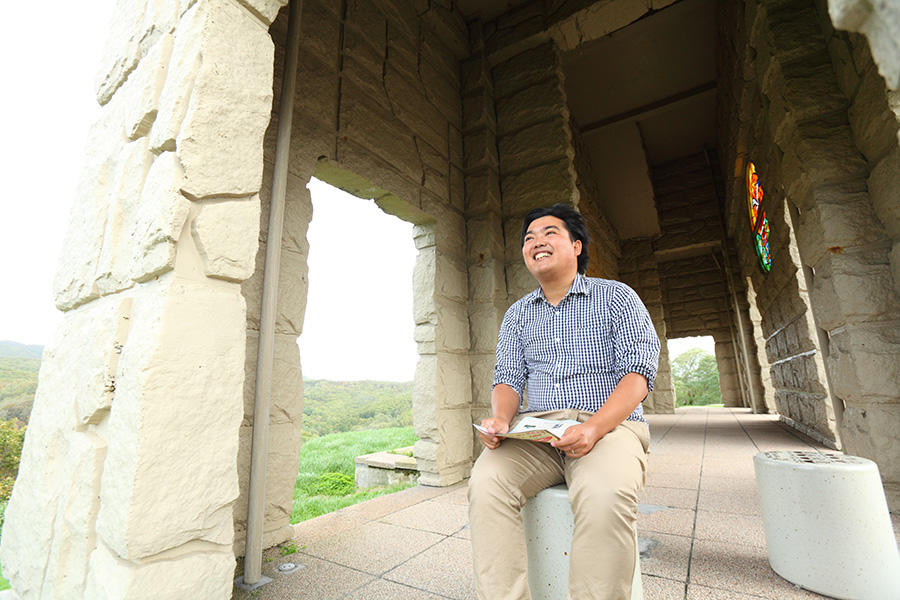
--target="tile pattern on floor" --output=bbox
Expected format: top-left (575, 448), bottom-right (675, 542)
top-left (233, 407), bottom-right (899, 599)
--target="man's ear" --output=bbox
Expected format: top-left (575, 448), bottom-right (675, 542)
top-left (573, 239), bottom-right (582, 256)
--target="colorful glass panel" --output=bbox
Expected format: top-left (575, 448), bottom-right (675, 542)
top-left (755, 211), bottom-right (772, 273)
top-left (747, 162), bottom-right (763, 229)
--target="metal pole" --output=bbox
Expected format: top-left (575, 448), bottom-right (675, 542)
top-left (244, 0), bottom-right (303, 586)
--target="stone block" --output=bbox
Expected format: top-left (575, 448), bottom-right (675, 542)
top-left (258, 170), bottom-right (313, 255)
top-left (839, 403), bottom-right (900, 510)
top-left (298, 0), bottom-right (341, 68)
top-left (796, 192), bottom-right (889, 268)
top-left (464, 170), bottom-right (501, 214)
top-left (0, 297), bottom-right (123, 597)
top-left (891, 241), bottom-right (900, 298)
top-left (507, 262), bottom-right (537, 303)
top-left (95, 138), bottom-right (155, 298)
top-left (811, 249), bottom-right (899, 331)
top-left (121, 33), bottom-right (174, 141)
top-left (242, 331), bottom-right (304, 424)
top-left (499, 117), bottom-right (572, 176)
top-left (450, 165), bottom-right (465, 212)
top-left (848, 66), bottom-right (897, 165)
top-left (235, 0), bottom-right (288, 25)
top-left (463, 90), bottom-right (497, 134)
top-left (420, 58), bottom-right (463, 130)
top-left (435, 298), bottom-right (471, 353)
top-left (492, 43), bottom-right (558, 100)
top-left (868, 146), bottom-right (900, 238)
top-left (95, 279), bottom-right (246, 559)
top-left (501, 158), bottom-right (576, 216)
top-left (468, 261), bottom-right (506, 305)
top-left (333, 139), bottom-right (421, 212)
top-left (435, 253), bottom-right (469, 302)
top-left (435, 407), bottom-right (475, 469)
top-left (413, 247), bottom-right (437, 326)
top-left (96, 0), bottom-right (178, 105)
top-left (827, 321), bottom-right (900, 404)
top-left (413, 355), bottom-right (438, 437)
top-left (386, 25), bottom-right (419, 84)
top-left (464, 129), bottom-right (500, 171)
top-left (234, 421), bottom-right (302, 549)
top-left (461, 56), bottom-right (492, 95)
top-left (191, 196), bottom-right (261, 282)
top-left (436, 352), bottom-right (472, 410)
top-left (421, 194), bottom-right (467, 263)
top-left (495, 78), bottom-right (567, 136)
top-left (175, 0), bottom-right (276, 199)
top-left (343, 21), bottom-right (386, 85)
top-left (243, 245), bottom-right (308, 335)
top-left (149, 3), bottom-right (207, 153)
top-left (84, 541), bottom-right (235, 600)
top-left (130, 152), bottom-right (191, 283)
top-left (466, 214), bottom-right (504, 261)
top-left (450, 124), bottom-right (464, 169)
top-left (40, 431), bottom-right (108, 599)
top-left (384, 68), bottom-right (450, 158)
top-left (420, 3), bottom-right (468, 60)
top-left (420, 140), bottom-right (450, 203)
top-left (415, 323), bottom-right (436, 354)
top-left (468, 302), bottom-right (503, 353)
top-left (340, 90), bottom-right (423, 185)
top-left (54, 96), bottom-right (127, 310)
top-left (551, 0), bottom-right (650, 52)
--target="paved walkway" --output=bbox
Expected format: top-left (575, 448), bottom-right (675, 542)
top-left (233, 407), bottom-right (900, 599)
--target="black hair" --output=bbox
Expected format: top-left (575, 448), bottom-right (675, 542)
top-left (521, 203), bottom-right (591, 274)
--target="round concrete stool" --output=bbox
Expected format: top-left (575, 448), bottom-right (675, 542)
top-left (754, 451), bottom-right (900, 599)
top-left (522, 484), bottom-right (642, 600)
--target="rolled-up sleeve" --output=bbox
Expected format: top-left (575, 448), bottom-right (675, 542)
top-left (612, 285), bottom-right (660, 391)
top-left (492, 303), bottom-right (527, 400)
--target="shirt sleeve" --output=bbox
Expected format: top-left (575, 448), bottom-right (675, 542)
top-left (492, 302), bottom-right (527, 400)
top-left (612, 284), bottom-right (660, 391)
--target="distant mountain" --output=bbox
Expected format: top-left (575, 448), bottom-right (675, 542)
top-left (0, 341), bottom-right (44, 360)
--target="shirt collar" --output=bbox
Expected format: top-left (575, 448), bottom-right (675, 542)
top-left (528, 273), bottom-right (590, 304)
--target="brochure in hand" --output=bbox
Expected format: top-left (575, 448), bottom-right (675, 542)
top-left (473, 416), bottom-right (581, 443)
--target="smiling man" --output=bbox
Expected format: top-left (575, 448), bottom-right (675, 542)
top-left (468, 203), bottom-right (660, 600)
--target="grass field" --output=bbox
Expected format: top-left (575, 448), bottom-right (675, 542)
top-left (291, 426), bottom-right (417, 523)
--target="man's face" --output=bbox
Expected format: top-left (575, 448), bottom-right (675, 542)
top-left (522, 215), bottom-right (582, 280)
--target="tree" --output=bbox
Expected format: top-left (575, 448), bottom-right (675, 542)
top-left (671, 348), bottom-right (721, 406)
top-left (0, 418), bottom-right (26, 501)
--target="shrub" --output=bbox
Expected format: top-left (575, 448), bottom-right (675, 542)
top-left (0, 419), bottom-right (26, 502)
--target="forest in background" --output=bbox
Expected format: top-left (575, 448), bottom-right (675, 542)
top-left (0, 342), bottom-right (42, 424)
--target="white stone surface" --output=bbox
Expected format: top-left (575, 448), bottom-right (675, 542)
top-left (121, 33), bottom-right (174, 140)
top-left (84, 540), bottom-right (235, 599)
top-left (191, 196), bottom-right (261, 281)
top-left (130, 151), bottom-right (191, 282)
top-left (176, 0), bottom-right (275, 199)
top-left (95, 279), bottom-right (246, 560)
top-left (236, 0), bottom-right (287, 25)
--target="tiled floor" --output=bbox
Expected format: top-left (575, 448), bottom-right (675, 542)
top-left (233, 407), bottom-right (900, 599)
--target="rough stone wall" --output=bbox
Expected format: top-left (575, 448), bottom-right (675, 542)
top-left (714, 341), bottom-right (744, 407)
top-left (241, 0), bottom-right (473, 503)
top-left (618, 240), bottom-right (676, 413)
top-left (0, 1), bottom-right (287, 597)
top-left (461, 22), bottom-right (508, 460)
top-left (718, 0), bottom-right (900, 506)
top-left (492, 41), bottom-right (580, 305)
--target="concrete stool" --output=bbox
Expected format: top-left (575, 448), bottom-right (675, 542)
top-left (522, 484), bottom-right (642, 600)
top-left (754, 451), bottom-right (900, 599)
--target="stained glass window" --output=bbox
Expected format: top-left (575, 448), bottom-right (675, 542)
top-left (746, 161), bottom-right (772, 273)
top-left (747, 162), bottom-right (762, 228)
top-left (754, 211), bottom-right (771, 273)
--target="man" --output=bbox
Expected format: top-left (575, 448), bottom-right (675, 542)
top-left (468, 203), bottom-right (659, 600)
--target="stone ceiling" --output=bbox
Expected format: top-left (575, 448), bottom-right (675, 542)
top-left (562, 0), bottom-right (718, 240)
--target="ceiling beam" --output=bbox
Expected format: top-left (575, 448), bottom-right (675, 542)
top-left (579, 81), bottom-right (717, 135)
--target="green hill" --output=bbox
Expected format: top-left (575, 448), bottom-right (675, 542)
top-left (302, 379), bottom-right (413, 438)
top-left (0, 341), bottom-right (43, 360)
top-left (0, 357), bottom-right (39, 423)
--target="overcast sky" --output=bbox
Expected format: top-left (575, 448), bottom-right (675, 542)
top-left (0, 2), bottom-right (711, 380)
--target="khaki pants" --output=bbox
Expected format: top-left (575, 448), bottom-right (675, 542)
top-left (468, 410), bottom-right (650, 600)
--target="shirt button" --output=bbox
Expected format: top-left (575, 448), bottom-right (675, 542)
top-left (555, 337), bottom-right (561, 343)
top-left (556, 362), bottom-right (561, 368)
top-left (555, 383), bottom-right (560, 389)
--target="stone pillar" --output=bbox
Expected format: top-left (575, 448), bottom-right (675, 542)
top-left (618, 240), bottom-right (676, 414)
top-left (462, 23), bottom-right (508, 459)
top-left (714, 340), bottom-right (743, 407)
top-left (492, 41), bottom-right (579, 305)
top-left (0, 0), bottom-right (286, 596)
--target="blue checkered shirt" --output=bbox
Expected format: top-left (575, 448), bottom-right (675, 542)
top-left (493, 274), bottom-right (660, 423)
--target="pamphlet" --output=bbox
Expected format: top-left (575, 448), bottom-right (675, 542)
top-left (473, 416), bottom-right (580, 443)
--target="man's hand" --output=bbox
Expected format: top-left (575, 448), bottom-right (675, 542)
top-left (551, 421), bottom-right (603, 458)
top-left (479, 416), bottom-right (510, 450)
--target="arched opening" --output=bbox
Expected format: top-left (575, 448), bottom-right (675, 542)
top-left (291, 177), bottom-right (419, 523)
top-left (667, 336), bottom-right (722, 407)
